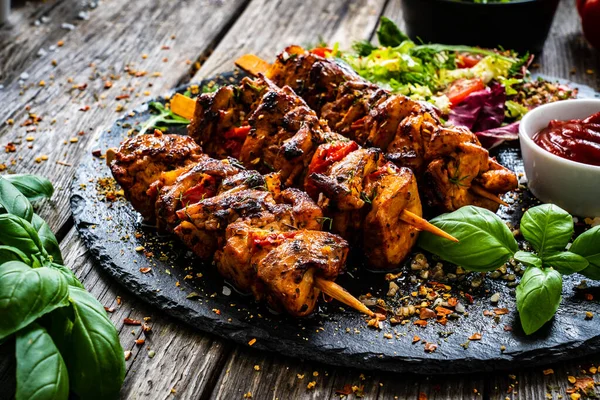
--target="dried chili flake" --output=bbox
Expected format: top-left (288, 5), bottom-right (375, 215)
top-left (5, 143), bottom-right (16, 153)
top-left (79, 105), bottom-right (90, 112)
top-left (483, 310), bottom-right (493, 317)
top-left (104, 306), bottom-right (115, 313)
top-left (92, 149), bottom-right (102, 157)
top-left (494, 308), bottom-right (509, 315)
top-left (248, 338), bottom-right (257, 346)
top-left (124, 350), bottom-right (132, 361)
top-left (142, 324), bottom-right (152, 333)
top-left (543, 369), bottom-right (554, 375)
top-left (104, 81), bottom-right (113, 89)
top-left (135, 338), bottom-right (145, 345)
top-left (139, 267), bottom-right (151, 273)
top-left (161, 45), bottom-right (171, 50)
top-left (503, 325), bottom-right (513, 331)
top-left (124, 318), bottom-right (141, 325)
top-left (420, 308), bottom-right (436, 320)
top-left (412, 335), bottom-right (421, 344)
top-left (464, 293), bottom-right (474, 304)
top-left (77, 83), bottom-right (87, 91)
top-left (116, 94), bottom-right (130, 100)
top-left (435, 306), bottom-right (453, 316)
top-left (418, 393), bottom-right (428, 400)
top-left (424, 342), bottom-right (438, 352)
top-left (468, 333), bottom-right (482, 341)
top-left (414, 319), bottom-right (428, 327)
top-left (116, 296), bottom-right (122, 305)
top-left (447, 297), bottom-right (458, 307)
top-left (335, 384), bottom-right (352, 396)
top-left (574, 376), bottom-right (595, 393)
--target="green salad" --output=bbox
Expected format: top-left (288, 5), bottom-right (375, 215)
top-left (331, 17), bottom-right (577, 148)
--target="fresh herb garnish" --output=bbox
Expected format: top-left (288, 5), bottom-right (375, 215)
top-left (377, 17), bottom-right (409, 47)
top-left (418, 203), bottom-right (600, 334)
top-left (138, 101), bottom-right (190, 135)
top-left (0, 174), bottom-right (125, 399)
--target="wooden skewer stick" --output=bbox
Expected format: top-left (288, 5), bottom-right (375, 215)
top-left (400, 210), bottom-right (458, 242)
top-left (471, 184), bottom-right (508, 207)
top-left (314, 277), bottom-right (375, 317)
top-left (235, 54), bottom-right (271, 76)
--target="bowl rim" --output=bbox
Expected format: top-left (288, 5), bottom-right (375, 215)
top-left (519, 98), bottom-right (600, 172)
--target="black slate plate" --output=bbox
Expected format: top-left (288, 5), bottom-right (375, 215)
top-left (70, 71), bottom-right (600, 374)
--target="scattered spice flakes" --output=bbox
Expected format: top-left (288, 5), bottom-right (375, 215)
top-left (124, 350), bottom-right (132, 361)
top-left (135, 338), bottom-right (145, 345)
top-left (212, 308), bottom-right (221, 315)
top-left (543, 368), bottom-right (554, 375)
top-left (419, 308), bottom-right (436, 320)
top-left (139, 267), bottom-right (151, 273)
top-left (418, 393), bottom-right (428, 400)
top-left (77, 83), bottom-right (87, 91)
top-left (148, 350), bottom-right (156, 358)
top-left (297, 374), bottom-right (304, 380)
top-left (142, 324), bottom-right (152, 333)
top-left (248, 338), bottom-right (256, 346)
top-left (412, 335), bottom-right (420, 344)
top-left (574, 376), bottom-right (595, 393)
top-left (424, 342), bottom-right (438, 353)
top-left (135, 246), bottom-right (145, 252)
top-left (585, 293), bottom-right (594, 301)
top-left (57, 40), bottom-right (64, 47)
top-left (468, 333), bottom-right (482, 341)
top-left (253, 365), bottom-right (260, 371)
top-left (104, 306), bottom-right (115, 313)
top-left (69, 137), bottom-right (79, 143)
top-left (79, 105), bottom-right (90, 112)
top-left (243, 392), bottom-right (252, 399)
top-left (124, 318), bottom-right (142, 325)
top-left (414, 319), bottom-right (428, 327)
top-left (116, 94), bottom-right (130, 100)
top-left (104, 80), bottom-right (113, 89)
top-left (568, 376), bottom-right (577, 384)
top-left (5, 143), bottom-right (16, 153)
top-left (585, 311), bottom-right (593, 320)
top-left (307, 381), bottom-right (316, 390)
top-left (116, 104), bottom-right (124, 112)
top-left (0, 164), bottom-right (6, 171)
top-left (116, 296), bottom-right (122, 305)
top-left (494, 308), bottom-right (509, 315)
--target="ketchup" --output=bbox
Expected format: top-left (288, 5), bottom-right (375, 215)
top-left (532, 111), bottom-right (600, 167)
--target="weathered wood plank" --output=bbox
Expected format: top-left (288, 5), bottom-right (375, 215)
top-left (0, 0), bottom-right (249, 233)
top-left (193, 0), bottom-right (387, 79)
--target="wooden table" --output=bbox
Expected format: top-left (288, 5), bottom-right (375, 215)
top-left (0, 0), bottom-right (598, 398)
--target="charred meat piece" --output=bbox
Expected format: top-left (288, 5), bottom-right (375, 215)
top-left (267, 47), bottom-right (518, 212)
top-left (362, 163), bottom-right (421, 270)
top-left (109, 130), bottom-right (203, 222)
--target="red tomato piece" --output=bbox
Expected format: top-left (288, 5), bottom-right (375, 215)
top-left (456, 53), bottom-right (482, 69)
top-left (310, 47), bottom-right (332, 58)
top-left (181, 175), bottom-right (217, 205)
top-left (446, 78), bottom-right (485, 106)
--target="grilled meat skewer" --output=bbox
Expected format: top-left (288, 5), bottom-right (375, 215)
top-left (184, 76), bottom-right (456, 270)
top-left (235, 48), bottom-right (517, 212)
top-left (109, 131), bottom-right (367, 317)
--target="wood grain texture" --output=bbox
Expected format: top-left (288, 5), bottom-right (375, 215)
top-left (0, 0), bottom-right (249, 232)
top-left (193, 0), bottom-right (388, 79)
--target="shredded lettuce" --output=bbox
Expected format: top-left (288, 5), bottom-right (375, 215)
top-left (505, 100), bottom-right (529, 119)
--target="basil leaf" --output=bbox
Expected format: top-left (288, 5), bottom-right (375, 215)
top-left (0, 245), bottom-right (31, 266)
top-left (417, 206), bottom-right (518, 271)
top-left (0, 177), bottom-right (33, 222)
top-left (15, 322), bottom-right (69, 400)
top-left (31, 214), bottom-right (63, 264)
top-left (543, 251), bottom-right (588, 275)
top-left (514, 251), bottom-right (542, 268)
top-left (65, 287), bottom-right (125, 399)
top-left (50, 263), bottom-right (84, 289)
top-left (0, 214), bottom-right (47, 258)
top-left (0, 261), bottom-right (70, 340)
top-left (570, 226), bottom-right (600, 280)
top-left (520, 204), bottom-right (573, 257)
top-left (377, 17), bottom-right (409, 47)
top-left (3, 174), bottom-right (54, 202)
top-left (516, 267), bottom-right (562, 335)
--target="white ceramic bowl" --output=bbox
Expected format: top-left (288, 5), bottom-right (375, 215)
top-left (519, 99), bottom-right (600, 217)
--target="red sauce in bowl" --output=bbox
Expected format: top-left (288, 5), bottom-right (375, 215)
top-left (532, 111), bottom-right (600, 167)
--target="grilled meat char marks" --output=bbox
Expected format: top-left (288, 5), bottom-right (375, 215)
top-left (267, 46), bottom-right (518, 212)
top-left (110, 131), bottom-right (348, 317)
top-left (188, 77), bottom-right (425, 270)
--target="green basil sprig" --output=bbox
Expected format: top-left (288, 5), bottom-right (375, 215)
top-left (3, 174), bottom-right (54, 202)
top-left (570, 226), bottom-right (600, 280)
top-left (516, 267), bottom-right (562, 335)
top-left (15, 322), bottom-right (69, 400)
top-left (417, 206), bottom-right (518, 272)
top-left (419, 203), bottom-right (599, 335)
top-left (0, 174), bottom-right (125, 400)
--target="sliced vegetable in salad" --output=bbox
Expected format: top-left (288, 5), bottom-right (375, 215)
top-left (337, 18), bottom-right (578, 148)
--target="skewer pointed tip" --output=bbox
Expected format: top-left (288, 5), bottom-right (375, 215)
top-left (400, 210), bottom-right (459, 242)
top-left (314, 277), bottom-right (375, 317)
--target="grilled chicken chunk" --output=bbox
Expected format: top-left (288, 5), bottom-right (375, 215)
top-left (109, 131), bottom-right (203, 221)
top-left (266, 47), bottom-right (518, 212)
top-left (110, 133), bottom-right (350, 317)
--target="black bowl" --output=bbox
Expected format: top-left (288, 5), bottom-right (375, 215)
top-left (400, 0), bottom-right (560, 53)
